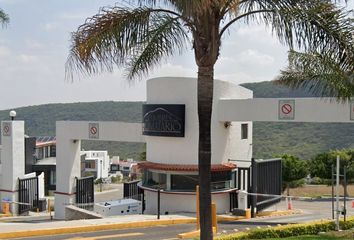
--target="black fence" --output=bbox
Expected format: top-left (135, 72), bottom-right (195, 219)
top-left (251, 158), bottom-right (282, 216)
top-left (229, 158), bottom-right (282, 216)
top-left (18, 176), bottom-right (39, 215)
top-left (76, 176), bottom-right (94, 210)
top-left (123, 180), bottom-right (145, 213)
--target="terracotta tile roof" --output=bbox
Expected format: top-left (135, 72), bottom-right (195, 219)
top-left (138, 161), bottom-right (236, 172)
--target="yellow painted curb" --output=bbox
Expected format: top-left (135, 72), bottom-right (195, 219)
top-left (256, 209), bottom-right (302, 218)
top-left (177, 227), bottom-right (217, 239)
top-left (217, 215), bottom-right (246, 222)
top-left (0, 218), bottom-right (196, 239)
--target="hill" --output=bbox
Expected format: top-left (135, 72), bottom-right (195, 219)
top-left (1, 81), bottom-right (353, 160)
top-left (0, 102), bottom-right (145, 159)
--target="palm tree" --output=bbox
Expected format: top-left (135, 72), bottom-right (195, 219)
top-left (66, 1), bottom-right (353, 239)
top-left (0, 8), bottom-right (9, 27)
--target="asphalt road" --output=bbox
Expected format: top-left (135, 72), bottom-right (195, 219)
top-left (10, 199), bottom-right (354, 240)
top-left (10, 221), bottom-right (284, 240)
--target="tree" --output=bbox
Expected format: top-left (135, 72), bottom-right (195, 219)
top-left (0, 8), bottom-right (9, 27)
top-left (308, 149), bottom-right (354, 183)
top-left (281, 154), bottom-right (308, 196)
top-left (65, 1), bottom-right (353, 239)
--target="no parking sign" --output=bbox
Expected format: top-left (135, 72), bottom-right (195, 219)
top-left (2, 122), bottom-right (11, 136)
top-left (278, 100), bottom-right (295, 120)
top-left (89, 123), bottom-right (99, 139)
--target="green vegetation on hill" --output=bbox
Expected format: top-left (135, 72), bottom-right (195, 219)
top-left (0, 102), bottom-right (144, 159)
top-left (0, 81), bottom-right (352, 160)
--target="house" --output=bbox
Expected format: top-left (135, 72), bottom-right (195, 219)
top-left (27, 136), bottom-right (57, 195)
top-left (80, 150), bottom-right (110, 180)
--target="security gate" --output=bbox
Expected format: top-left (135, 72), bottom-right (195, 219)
top-left (229, 158), bottom-right (282, 216)
top-left (76, 176), bottom-right (94, 210)
top-left (250, 158), bottom-right (282, 216)
top-left (123, 180), bottom-right (145, 212)
top-left (18, 176), bottom-right (39, 215)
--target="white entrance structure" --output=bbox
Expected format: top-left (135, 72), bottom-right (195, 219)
top-left (54, 122), bottom-right (144, 219)
top-left (0, 121), bottom-right (25, 214)
top-left (0, 121), bottom-right (45, 214)
top-left (55, 76), bottom-right (354, 219)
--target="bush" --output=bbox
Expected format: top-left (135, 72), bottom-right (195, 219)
top-left (110, 175), bottom-right (121, 183)
top-left (94, 178), bottom-right (103, 184)
top-left (215, 217), bottom-right (354, 240)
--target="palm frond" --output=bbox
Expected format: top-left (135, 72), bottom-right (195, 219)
top-left (131, 0), bottom-right (215, 16)
top-left (66, 6), bottom-right (189, 80)
top-left (127, 15), bottom-right (188, 80)
top-left (277, 50), bottom-right (354, 100)
top-left (0, 8), bottom-right (9, 27)
top-left (220, 0), bottom-right (352, 70)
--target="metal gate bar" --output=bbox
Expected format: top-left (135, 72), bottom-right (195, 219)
top-left (18, 176), bottom-right (39, 215)
top-left (76, 176), bottom-right (94, 210)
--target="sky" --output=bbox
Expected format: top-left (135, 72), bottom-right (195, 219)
top-left (0, 0), bottom-right (352, 110)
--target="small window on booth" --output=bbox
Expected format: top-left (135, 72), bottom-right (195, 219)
top-left (241, 124), bottom-right (248, 139)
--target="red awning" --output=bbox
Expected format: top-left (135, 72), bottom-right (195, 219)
top-left (138, 161), bottom-right (236, 172)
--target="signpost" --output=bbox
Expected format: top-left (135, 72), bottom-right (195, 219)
top-left (278, 100), bottom-right (295, 120)
top-left (2, 122), bottom-right (11, 136)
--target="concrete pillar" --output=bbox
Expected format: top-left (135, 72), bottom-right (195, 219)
top-left (54, 123), bottom-right (81, 219)
top-left (0, 121), bottom-right (25, 214)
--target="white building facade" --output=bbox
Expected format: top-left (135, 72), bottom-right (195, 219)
top-left (81, 150), bottom-right (110, 180)
top-left (139, 77), bottom-right (253, 214)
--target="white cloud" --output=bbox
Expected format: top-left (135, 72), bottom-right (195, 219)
top-left (152, 63), bottom-right (196, 78)
top-left (18, 54), bottom-right (40, 64)
top-left (0, 45), bottom-right (11, 57)
top-left (25, 39), bottom-right (44, 49)
top-left (59, 12), bottom-right (90, 21)
top-left (239, 49), bottom-right (274, 66)
top-left (42, 22), bottom-right (59, 31)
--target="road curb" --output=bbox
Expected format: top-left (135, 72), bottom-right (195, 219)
top-left (0, 218), bottom-right (196, 239)
top-left (256, 209), bottom-right (302, 218)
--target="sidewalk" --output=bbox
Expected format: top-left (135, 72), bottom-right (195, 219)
top-left (0, 213), bottom-right (196, 239)
top-left (0, 204), bottom-right (301, 239)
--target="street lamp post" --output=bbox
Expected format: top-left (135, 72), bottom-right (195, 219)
top-left (9, 110), bottom-right (16, 121)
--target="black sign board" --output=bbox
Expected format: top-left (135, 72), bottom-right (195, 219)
top-left (142, 104), bottom-right (185, 137)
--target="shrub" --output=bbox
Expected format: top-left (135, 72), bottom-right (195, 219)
top-left (110, 175), bottom-right (121, 183)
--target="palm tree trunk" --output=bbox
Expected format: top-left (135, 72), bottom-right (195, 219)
top-left (198, 65), bottom-right (213, 240)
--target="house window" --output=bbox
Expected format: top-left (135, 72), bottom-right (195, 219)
top-left (171, 175), bottom-right (198, 191)
top-left (85, 162), bottom-right (95, 169)
top-left (143, 170), bottom-right (167, 189)
top-left (241, 124), bottom-right (248, 139)
top-left (50, 170), bottom-right (56, 185)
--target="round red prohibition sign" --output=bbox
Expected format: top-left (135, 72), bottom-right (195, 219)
top-left (90, 126), bottom-right (97, 135)
top-left (281, 104), bottom-right (292, 115)
top-left (3, 125), bottom-right (9, 134)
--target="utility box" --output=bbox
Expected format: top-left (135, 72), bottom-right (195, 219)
top-left (94, 199), bottom-right (142, 216)
top-left (238, 190), bottom-right (248, 210)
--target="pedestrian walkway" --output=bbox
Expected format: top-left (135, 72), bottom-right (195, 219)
top-left (0, 200), bottom-right (302, 239)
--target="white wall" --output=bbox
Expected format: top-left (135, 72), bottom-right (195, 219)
top-left (219, 98), bottom-right (354, 123)
top-left (82, 150), bottom-right (110, 179)
top-left (146, 77), bottom-right (198, 165)
top-left (144, 190), bottom-right (230, 214)
top-left (55, 121), bottom-right (145, 219)
top-left (146, 77), bottom-right (253, 165)
top-left (0, 121), bottom-right (25, 214)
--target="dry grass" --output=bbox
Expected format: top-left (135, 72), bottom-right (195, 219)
top-left (288, 184), bottom-right (354, 197)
